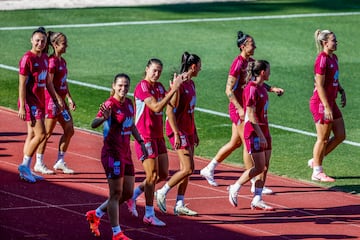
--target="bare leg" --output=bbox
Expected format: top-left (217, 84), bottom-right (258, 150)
top-left (107, 177), bottom-right (124, 227)
top-left (325, 117), bottom-right (346, 156)
top-left (313, 122), bottom-right (332, 167)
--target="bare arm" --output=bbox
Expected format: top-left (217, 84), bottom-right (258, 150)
top-left (225, 75), bottom-right (244, 118)
top-left (315, 73), bottom-right (332, 121)
top-left (144, 73), bottom-right (184, 113)
top-left (247, 106), bottom-right (267, 149)
top-left (338, 83), bottom-right (346, 108)
top-left (65, 82), bottom-right (76, 111)
top-left (166, 92), bottom-right (181, 149)
top-left (46, 72), bottom-right (62, 110)
top-left (18, 74), bottom-right (27, 120)
top-left (264, 83), bottom-right (284, 96)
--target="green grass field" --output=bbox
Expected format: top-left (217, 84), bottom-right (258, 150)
top-left (1, 0), bottom-right (359, 194)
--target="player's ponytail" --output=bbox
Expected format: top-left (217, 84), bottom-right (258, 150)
top-left (245, 60), bottom-right (268, 84)
top-left (314, 29), bottom-right (333, 53)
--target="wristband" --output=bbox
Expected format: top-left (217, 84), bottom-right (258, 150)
top-left (264, 83), bottom-right (271, 92)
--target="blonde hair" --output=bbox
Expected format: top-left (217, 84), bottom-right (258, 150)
top-left (314, 29), bottom-right (333, 53)
top-left (46, 31), bottom-right (67, 54)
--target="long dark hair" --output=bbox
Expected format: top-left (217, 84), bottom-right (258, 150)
top-left (180, 51), bottom-right (201, 74)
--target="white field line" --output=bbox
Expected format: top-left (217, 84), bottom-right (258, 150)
top-left (1, 63), bottom-right (359, 147)
top-left (0, 11), bottom-right (360, 31)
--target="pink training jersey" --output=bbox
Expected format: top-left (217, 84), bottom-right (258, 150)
top-left (47, 55), bottom-right (69, 98)
top-left (134, 79), bottom-right (166, 139)
top-left (228, 55), bottom-right (255, 109)
top-left (18, 51), bottom-right (48, 109)
top-left (310, 52), bottom-right (339, 103)
top-left (242, 81), bottom-right (269, 139)
top-left (45, 55), bottom-right (69, 118)
top-left (165, 79), bottom-right (196, 136)
top-left (98, 97), bottom-right (134, 165)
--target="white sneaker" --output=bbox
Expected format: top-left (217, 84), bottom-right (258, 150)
top-left (155, 191), bottom-right (167, 213)
top-left (227, 184), bottom-right (238, 207)
top-left (250, 184), bottom-right (274, 195)
top-left (174, 204), bottom-right (197, 216)
top-left (34, 163), bottom-right (54, 174)
top-left (307, 158), bottom-right (314, 168)
top-left (200, 167), bottom-right (218, 186)
top-left (53, 161), bottom-right (74, 174)
top-left (143, 215), bottom-right (166, 227)
top-left (251, 199), bottom-right (275, 211)
top-left (126, 199), bottom-right (138, 217)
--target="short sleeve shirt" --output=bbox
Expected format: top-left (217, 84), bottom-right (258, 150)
top-left (243, 81), bottom-right (269, 137)
top-left (228, 55), bottom-right (255, 108)
top-left (311, 52), bottom-right (339, 102)
top-left (47, 55), bottom-right (68, 98)
top-left (19, 51), bottom-right (48, 108)
top-left (166, 79), bottom-right (196, 136)
top-left (98, 97), bottom-right (134, 164)
top-left (134, 80), bottom-right (166, 139)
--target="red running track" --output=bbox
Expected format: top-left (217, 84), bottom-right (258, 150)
top-left (0, 107), bottom-right (359, 240)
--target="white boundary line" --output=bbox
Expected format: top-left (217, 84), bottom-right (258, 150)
top-left (1, 11), bottom-right (359, 147)
top-left (0, 12), bottom-right (360, 31)
top-left (1, 63), bottom-right (359, 147)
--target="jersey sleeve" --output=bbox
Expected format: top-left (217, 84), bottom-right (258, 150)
top-left (134, 81), bottom-right (153, 101)
top-left (18, 54), bottom-right (30, 76)
top-left (246, 85), bottom-right (257, 108)
top-left (229, 57), bottom-right (241, 77)
top-left (48, 57), bottom-right (57, 74)
top-left (314, 53), bottom-right (327, 75)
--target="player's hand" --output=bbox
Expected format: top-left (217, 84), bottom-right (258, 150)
top-left (100, 103), bottom-right (111, 120)
top-left (340, 90), bottom-right (346, 108)
top-left (324, 107), bottom-right (333, 121)
top-left (272, 86), bottom-right (284, 96)
top-left (18, 108), bottom-right (26, 121)
top-left (174, 133), bottom-right (181, 150)
top-left (68, 99), bottom-right (76, 111)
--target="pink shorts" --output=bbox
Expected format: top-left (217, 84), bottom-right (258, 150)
top-left (23, 104), bottom-right (45, 121)
top-left (101, 150), bottom-right (134, 179)
top-left (229, 105), bottom-right (242, 126)
top-left (134, 137), bottom-right (167, 161)
top-left (310, 100), bottom-right (342, 124)
top-left (168, 132), bottom-right (195, 150)
top-left (45, 96), bottom-right (60, 119)
top-left (244, 125), bottom-right (272, 154)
